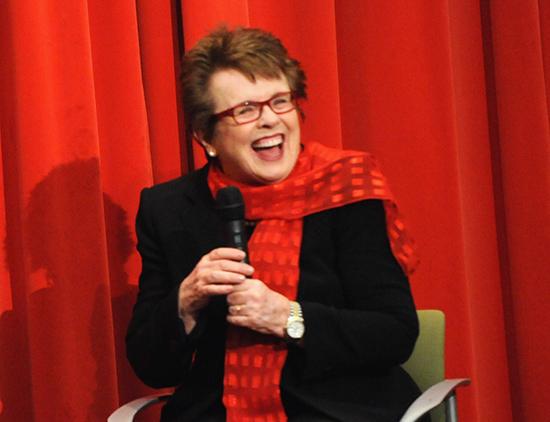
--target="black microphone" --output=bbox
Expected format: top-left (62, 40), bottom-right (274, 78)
top-left (215, 186), bottom-right (249, 264)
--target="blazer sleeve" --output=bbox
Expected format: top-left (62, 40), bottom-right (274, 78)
top-left (125, 187), bottom-right (201, 388)
top-left (297, 199), bottom-right (419, 380)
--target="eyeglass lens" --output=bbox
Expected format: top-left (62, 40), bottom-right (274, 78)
top-left (233, 93), bottom-right (294, 124)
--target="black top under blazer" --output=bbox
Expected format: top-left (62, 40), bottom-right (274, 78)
top-left (126, 165), bottom-right (422, 421)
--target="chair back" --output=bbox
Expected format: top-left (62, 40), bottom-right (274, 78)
top-left (402, 310), bottom-right (446, 421)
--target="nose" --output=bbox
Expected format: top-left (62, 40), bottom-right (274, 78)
top-left (256, 103), bottom-right (280, 127)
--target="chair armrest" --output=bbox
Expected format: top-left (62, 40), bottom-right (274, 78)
top-left (399, 378), bottom-right (470, 422)
top-left (108, 394), bottom-right (171, 422)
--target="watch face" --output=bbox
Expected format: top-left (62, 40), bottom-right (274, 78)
top-left (287, 320), bottom-right (305, 339)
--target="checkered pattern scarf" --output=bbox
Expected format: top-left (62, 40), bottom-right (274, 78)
top-left (208, 141), bottom-right (418, 421)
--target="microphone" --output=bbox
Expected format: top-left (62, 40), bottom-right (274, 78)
top-left (215, 186), bottom-right (249, 264)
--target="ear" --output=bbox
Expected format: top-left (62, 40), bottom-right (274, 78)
top-left (194, 132), bottom-right (217, 158)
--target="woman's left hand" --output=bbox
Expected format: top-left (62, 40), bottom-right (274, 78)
top-left (226, 279), bottom-right (290, 338)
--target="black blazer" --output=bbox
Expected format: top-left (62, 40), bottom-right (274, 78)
top-left (126, 165), bottom-right (422, 421)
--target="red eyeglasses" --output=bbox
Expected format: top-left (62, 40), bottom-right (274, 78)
top-left (213, 92), bottom-right (297, 125)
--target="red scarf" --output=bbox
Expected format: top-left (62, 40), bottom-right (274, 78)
top-left (208, 141), bottom-right (418, 421)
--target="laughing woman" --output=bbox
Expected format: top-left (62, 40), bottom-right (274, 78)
top-left (127, 27), bottom-right (423, 422)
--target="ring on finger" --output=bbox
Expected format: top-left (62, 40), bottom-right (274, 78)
top-left (233, 305), bottom-right (243, 314)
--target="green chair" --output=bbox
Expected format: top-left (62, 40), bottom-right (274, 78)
top-left (400, 310), bottom-right (470, 422)
top-left (108, 310), bottom-right (470, 422)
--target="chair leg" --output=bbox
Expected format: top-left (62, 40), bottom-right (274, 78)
top-left (445, 392), bottom-right (459, 422)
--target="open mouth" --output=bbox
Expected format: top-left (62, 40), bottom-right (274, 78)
top-left (251, 135), bottom-right (284, 161)
top-left (252, 135), bottom-right (283, 151)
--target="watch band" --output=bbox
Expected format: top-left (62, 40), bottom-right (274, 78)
top-left (289, 301), bottom-right (302, 319)
top-left (286, 301), bottom-right (305, 341)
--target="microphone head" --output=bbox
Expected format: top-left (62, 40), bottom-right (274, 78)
top-left (215, 186), bottom-right (245, 221)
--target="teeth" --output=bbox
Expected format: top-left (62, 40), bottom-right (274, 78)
top-left (253, 135), bottom-right (283, 149)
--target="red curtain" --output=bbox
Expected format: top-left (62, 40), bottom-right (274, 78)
top-left (1, 1), bottom-right (548, 421)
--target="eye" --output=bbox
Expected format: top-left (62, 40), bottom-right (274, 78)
top-left (270, 94), bottom-right (293, 111)
top-left (234, 104), bottom-right (257, 116)
top-left (272, 96), bottom-right (290, 106)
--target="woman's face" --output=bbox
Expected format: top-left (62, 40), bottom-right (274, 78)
top-left (202, 69), bottom-right (301, 185)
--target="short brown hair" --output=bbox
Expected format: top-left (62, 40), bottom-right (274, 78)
top-left (181, 26), bottom-right (307, 142)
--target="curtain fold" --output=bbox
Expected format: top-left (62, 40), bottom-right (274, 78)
top-left (1, 1), bottom-right (549, 421)
top-left (484, 1), bottom-right (550, 420)
top-left (447, 1), bottom-right (512, 420)
top-left (136, 0), bottom-right (188, 181)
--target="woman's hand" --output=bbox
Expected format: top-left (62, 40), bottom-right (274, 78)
top-left (226, 279), bottom-right (290, 338)
top-left (179, 247), bottom-right (254, 333)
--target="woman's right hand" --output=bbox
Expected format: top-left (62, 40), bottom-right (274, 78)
top-left (178, 247), bottom-right (254, 333)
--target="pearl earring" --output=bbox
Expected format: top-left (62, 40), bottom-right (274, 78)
top-left (207, 149), bottom-right (217, 158)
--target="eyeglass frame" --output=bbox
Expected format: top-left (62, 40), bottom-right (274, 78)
top-left (212, 91), bottom-right (298, 125)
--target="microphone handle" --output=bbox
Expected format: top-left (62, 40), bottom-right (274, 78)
top-left (225, 219), bottom-right (249, 264)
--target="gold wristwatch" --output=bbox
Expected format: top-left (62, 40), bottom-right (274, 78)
top-left (285, 301), bottom-right (305, 341)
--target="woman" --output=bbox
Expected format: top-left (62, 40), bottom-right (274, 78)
top-left (127, 26), bottom-right (423, 421)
